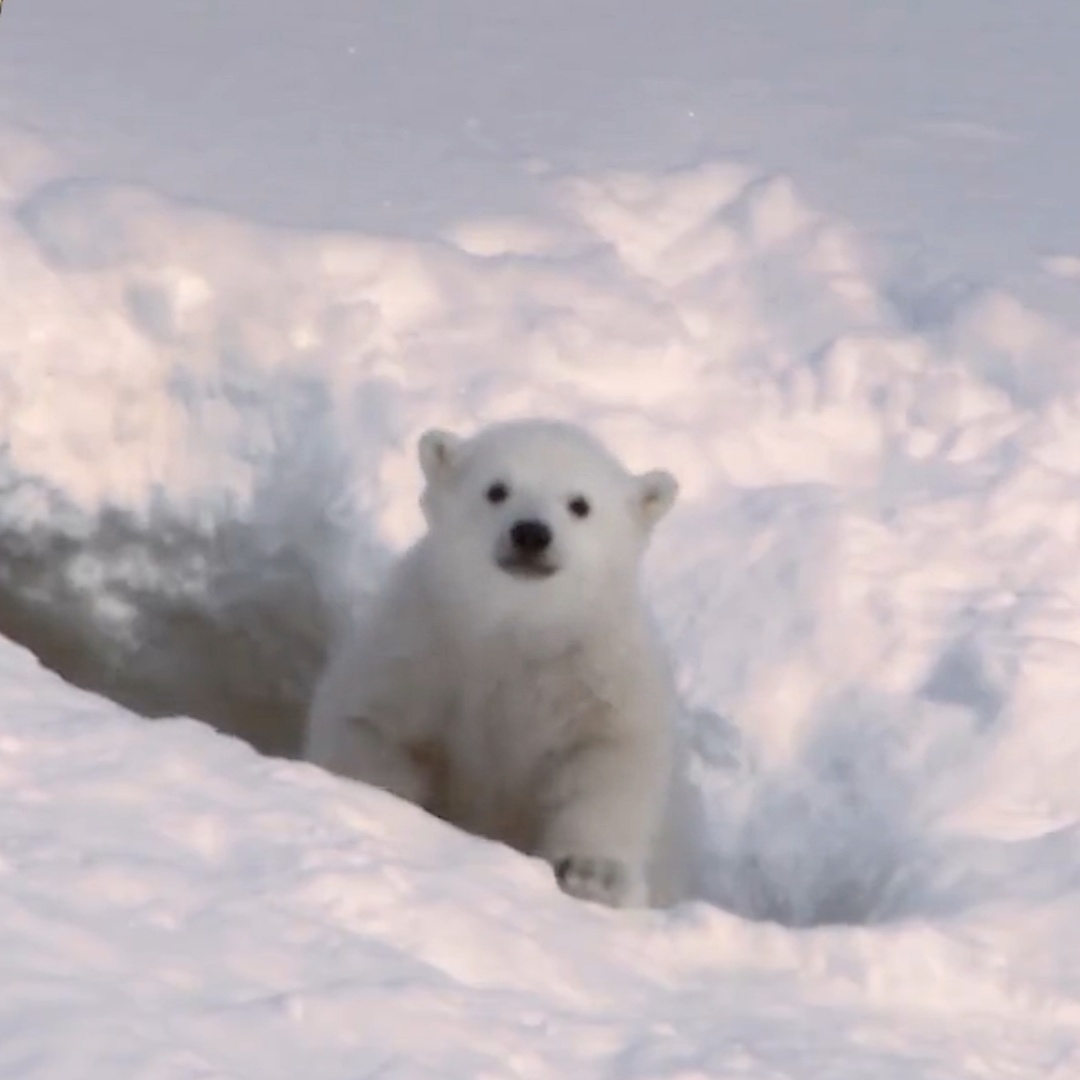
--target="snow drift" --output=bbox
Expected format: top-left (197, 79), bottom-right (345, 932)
top-left (4, 126), bottom-right (1080, 936)
top-left (5, 0), bottom-right (1080, 1072)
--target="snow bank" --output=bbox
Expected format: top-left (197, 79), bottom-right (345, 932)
top-left (4, 122), bottom-right (1080, 920)
top-left (3, 119), bottom-right (1080, 1074)
top-left (4, 0), bottom-right (1080, 1068)
top-left (2, 636), bottom-right (1079, 1078)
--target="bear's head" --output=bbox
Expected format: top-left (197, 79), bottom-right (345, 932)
top-left (415, 419), bottom-right (676, 624)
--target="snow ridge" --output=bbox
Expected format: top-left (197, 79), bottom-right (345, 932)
top-left (2, 120), bottom-right (1080, 1075)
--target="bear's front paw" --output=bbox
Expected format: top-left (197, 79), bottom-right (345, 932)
top-left (553, 855), bottom-right (641, 908)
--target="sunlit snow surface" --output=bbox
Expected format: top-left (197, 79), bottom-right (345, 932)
top-left (2, 1), bottom-right (1080, 1076)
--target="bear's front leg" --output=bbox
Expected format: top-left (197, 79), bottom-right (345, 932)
top-left (308, 710), bottom-right (439, 812)
top-left (538, 732), bottom-right (667, 908)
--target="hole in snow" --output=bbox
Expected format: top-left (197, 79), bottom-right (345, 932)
top-left (0, 509), bottom-right (337, 757)
top-left (0, 460), bottom-right (1023, 927)
top-left (0, 507), bottom-right (990, 926)
top-left (688, 691), bottom-right (984, 928)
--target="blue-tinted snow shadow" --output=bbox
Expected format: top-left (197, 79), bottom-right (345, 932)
top-left (0, 370), bottom-right (395, 758)
top-left (688, 685), bottom-right (1080, 926)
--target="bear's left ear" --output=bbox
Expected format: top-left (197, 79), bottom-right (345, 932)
top-left (634, 469), bottom-right (678, 528)
top-left (418, 429), bottom-right (464, 484)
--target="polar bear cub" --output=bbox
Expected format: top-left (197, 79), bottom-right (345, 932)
top-left (304, 419), bottom-right (687, 907)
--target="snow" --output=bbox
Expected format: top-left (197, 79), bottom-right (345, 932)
top-left (3, 637), bottom-right (1079, 1078)
top-left (2, 1), bottom-right (1080, 1076)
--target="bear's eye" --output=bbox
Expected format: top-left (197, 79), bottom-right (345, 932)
top-left (567, 495), bottom-right (591, 519)
top-left (486, 481), bottom-right (510, 505)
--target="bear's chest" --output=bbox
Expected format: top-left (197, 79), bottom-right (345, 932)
top-left (436, 641), bottom-right (616, 841)
top-left (466, 641), bottom-right (608, 742)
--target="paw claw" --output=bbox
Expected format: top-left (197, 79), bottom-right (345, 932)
top-left (553, 855), bottom-right (637, 907)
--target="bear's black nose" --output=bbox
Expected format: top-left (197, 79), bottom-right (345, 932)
top-left (510, 519), bottom-right (552, 554)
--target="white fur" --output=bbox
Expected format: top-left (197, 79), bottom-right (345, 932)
top-left (305, 419), bottom-right (688, 907)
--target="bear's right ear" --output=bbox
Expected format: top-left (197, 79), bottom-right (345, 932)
top-left (634, 469), bottom-right (678, 529)
top-left (418, 429), bottom-right (464, 484)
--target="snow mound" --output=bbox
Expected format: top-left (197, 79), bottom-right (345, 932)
top-left (3, 139), bottom-right (1080, 939)
top-left (0, 155), bottom-right (896, 756)
top-left (3, 636), bottom-right (1080, 1079)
